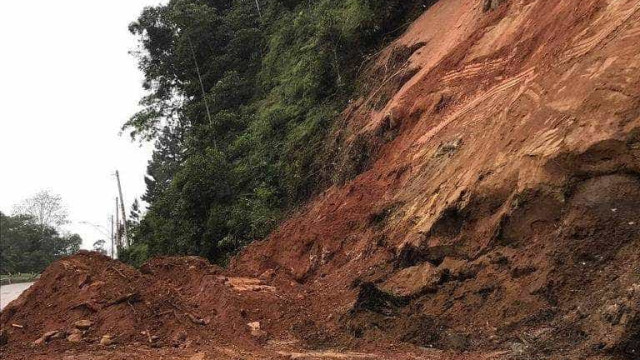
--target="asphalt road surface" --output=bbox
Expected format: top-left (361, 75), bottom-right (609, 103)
top-left (0, 282), bottom-right (33, 310)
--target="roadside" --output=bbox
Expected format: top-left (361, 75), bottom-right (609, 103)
top-left (0, 274), bottom-right (39, 286)
top-left (0, 282), bottom-right (34, 310)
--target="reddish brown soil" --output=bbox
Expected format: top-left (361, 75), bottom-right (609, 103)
top-left (3, 0), bottom-right (640, 359)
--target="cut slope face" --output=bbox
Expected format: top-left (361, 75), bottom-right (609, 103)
top-left (3, 0), bottom-right (640, 359)
top-left (233, 0), bottom-right (640, 358)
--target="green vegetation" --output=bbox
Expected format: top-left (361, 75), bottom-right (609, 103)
top-left (1, 191), bottom-right (82, 274)
top-left (120, 0), bottom-right (428, 265)
top-left (0, 212), bottom-right (82, 274)
top-left (0, 273), bottom-right (40, 286)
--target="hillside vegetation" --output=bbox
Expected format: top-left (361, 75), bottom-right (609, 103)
top-left (121, 0), bottom-right (430, 265)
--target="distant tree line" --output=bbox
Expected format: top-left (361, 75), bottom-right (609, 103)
top-left (120, 0), bottom-right (430, 266)
top-left (0, 191), bottom-right (82, 274)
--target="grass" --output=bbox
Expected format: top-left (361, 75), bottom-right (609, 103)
top-left (0, 273), bottom-right (40, 286)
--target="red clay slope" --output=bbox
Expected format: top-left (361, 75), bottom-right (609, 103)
top-left (232, 0), bottom-right (640, 358)
top-left (3, 0), bottom-right (640, 359)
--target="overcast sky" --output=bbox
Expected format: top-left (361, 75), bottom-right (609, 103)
top-left (0, 1), bottom-right (166, 251)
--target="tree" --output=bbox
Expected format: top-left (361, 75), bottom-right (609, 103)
top-left (12, 190), bottom-right (69, 231)
top-left (129, 199), bottom-right (142, 223)
top-left (0, 212), bottom-right (82, 274)
top-left (92, 239), bottom-right (107, 255)
top-left (121, 0), bottom-right (426, 267)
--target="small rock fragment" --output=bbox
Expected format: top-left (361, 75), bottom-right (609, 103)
top-left (51, 330), bottom-right (67, 340)
top-left (100, 334), bottom-right (114, 346)
top-left (74, 320), bottom-right (93, 330)
top-left (34, 330), bottom-right (63, 346)
top-left (247, 321), bottom-right (267, 340)
top-left (247, 321), bottom-right (261, 332)
top-left (43, 330), bottom-right (59, 339)
top-left (67, 331), bottom-right (83, 343)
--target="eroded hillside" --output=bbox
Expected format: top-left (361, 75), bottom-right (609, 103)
top-left (234, 0), bottom-right (640, 357)
top-left (2, 0), bottom-right (640, 359)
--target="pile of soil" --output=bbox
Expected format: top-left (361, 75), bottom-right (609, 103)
top-left (0, 252), bottom-right (298, 352)
top-left (0, 253), bottom-right (209, 347)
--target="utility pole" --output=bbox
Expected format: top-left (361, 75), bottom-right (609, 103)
top-left (115, 197), bottom-right (120, 248)
top-left (110, 215), bottom-right (115, 259)
top-left (115, 170), bottom-right (129, 247)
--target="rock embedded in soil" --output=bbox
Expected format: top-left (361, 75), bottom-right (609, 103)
top-left (74, 320), bottom-right (93, 330)
top-left (67, 331), bottom-right (83, 344)
top-left (100, 334), bottom-right (113, 346)
top-left (34, 330), bottom-right (65, 345)
top-left (247, 321), bottom-right (268, 340)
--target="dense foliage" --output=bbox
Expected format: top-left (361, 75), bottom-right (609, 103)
top-left (121, 0), bottom-right (427, 265)
top-left (0, 212), bottom-right (82, 274)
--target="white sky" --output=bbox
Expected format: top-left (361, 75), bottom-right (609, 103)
top-left (0, 1), bottom-right (166, 251)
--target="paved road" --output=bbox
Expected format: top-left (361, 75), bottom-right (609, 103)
top-left (0, 282), bottom-right (34, 310)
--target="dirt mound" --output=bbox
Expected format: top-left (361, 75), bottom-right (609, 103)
top-left (4, 0), bottom-right (640, 359)
top-left (0, 253), bottom-right (461, 359)
top-left (0, 252), bottom-right (292, 355)
top-left (1, 252), bottom-right (212, 347)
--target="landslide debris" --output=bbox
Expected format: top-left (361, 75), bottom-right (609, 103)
top-left (4, 0), bottom-right (640, 359)
top-left (0, 252), bottom-right (295, 353)
top-left (231, 0), bottom-right (640, 358)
